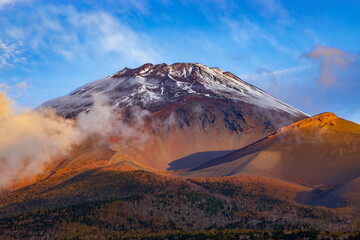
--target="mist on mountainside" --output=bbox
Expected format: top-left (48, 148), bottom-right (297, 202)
top-left (0, 92), bottom-right (149, 189)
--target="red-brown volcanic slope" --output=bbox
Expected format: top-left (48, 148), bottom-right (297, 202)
top-left (108, 96), bottom-right (301, 172)
top-left (181, 113), bottom-right (360, 207)
top-left (0, 113), bottom-right (360, 217)
top-left (6, 112), bottom-right (360, 209)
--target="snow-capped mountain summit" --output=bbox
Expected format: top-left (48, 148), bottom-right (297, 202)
top-left (40, 62), bottom-right (311, 171)
top-left (41, 63), bottom-right (308, 119)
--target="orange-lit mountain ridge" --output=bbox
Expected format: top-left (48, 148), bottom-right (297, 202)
top-left (183, 112), bottom-right (360, 207)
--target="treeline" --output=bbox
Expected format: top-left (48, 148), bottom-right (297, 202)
top-left (0, 191), bottom-right (357, 239)
top-left (0, 171), bottom-right (359, 239)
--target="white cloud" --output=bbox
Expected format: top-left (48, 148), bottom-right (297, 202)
top-left (0, 92), bottom-right (151, 188)
top-left (127, 0), bottom-right (149, 14)
top-left (0, 81), bottom-right (29, 90)
top-left (0, 0), bottom-right (20, 7)
top-left (68, 11), bottom-right (158, 63)
top-left (252, 0), bottom-right (289, 23)
top-left (0, 0), bottom-right (12, 5)
top-left (0, 83), bottom-right (8, 90)
top-left (0, 0), bottom-right (12, 3)
top-left (0, 81), bottom-right (30, 102)
top-left (241, 65), bottom-right (312, 80)
top-left (0, 5), bottom-right (160, 68)
top-left (223, 17), bottom-right (296, 57)
top-left (0, 39), bottom-right (26, 68)
top-left (15, 81), bottom-right (29, 89)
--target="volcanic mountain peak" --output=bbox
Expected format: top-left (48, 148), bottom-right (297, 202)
top-left (184, 113), bottom-right (360, 190)
top-left (109, 62), bottom-right (264, 93)
top-left (278, 112), bottom-right (338, 133)
top-left (109, 62), bottom-right (242, 84)
top-left (41, 63), bottom-right (308, 119)
top-left (278, 112), bottom-right (360, 135)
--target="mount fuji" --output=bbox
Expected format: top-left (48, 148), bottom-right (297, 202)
top-left (1, 63), bottom-right (359, 239)
top-left (41, 63), bottom-right (309, 171)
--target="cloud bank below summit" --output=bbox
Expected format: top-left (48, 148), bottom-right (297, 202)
top-left (0, 92), bottom-right (149, 189)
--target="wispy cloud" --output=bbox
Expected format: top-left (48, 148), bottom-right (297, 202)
top-left (0, 0), bottom-right (24, 8)
top-left (0, 5), bottom-right (160, 68)
top-left (223, 17), bottom-right (296, 57)
top-left (0, 81), bottom-right (30, 100)
top-left (69, 10), bottom-right (158, 63)
top-left (0, 39), bottom-right (26, 68)
top-left (14, 81), bottom-right (29, 89)
top-left (241, 65), bottom-right (315, 110)
top-left (241, 65), bottom-right (312, 80)
top-left (0, 81), bottom-right (29, 90)
top-left (241, 45), bottom-right (360, 118)
top-left (251, 0), bottom-right (290, 23)
top-left (126, 0), bottom-right (150, 14)
top-left (305, 45), bottom-right (357, 86)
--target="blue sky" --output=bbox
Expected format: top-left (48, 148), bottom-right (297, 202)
top-left (0, 0), bottom-right (359, 122)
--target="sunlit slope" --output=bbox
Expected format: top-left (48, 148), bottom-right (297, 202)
top-left (0, 168), bottom-right (311, 219)
top-left (110, 98), bottom-right (282, 171)
top-left (183, 113), bottom-right (360, 188)
top-left (5, 112), bottom-right (359, 210)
